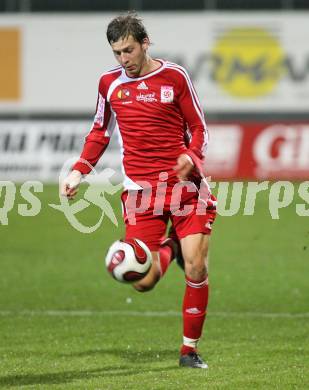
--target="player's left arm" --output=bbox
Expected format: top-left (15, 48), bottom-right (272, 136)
top-left (175, 67), bottom-right (208, 179)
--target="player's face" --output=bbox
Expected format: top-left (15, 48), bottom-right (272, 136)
top-left (111, 35), bottom-right (149, 77)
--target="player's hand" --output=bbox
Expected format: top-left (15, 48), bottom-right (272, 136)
top-left (174, 154), bottom-right (194, 181)
top-left (61, 170), bottom-right (82, 200)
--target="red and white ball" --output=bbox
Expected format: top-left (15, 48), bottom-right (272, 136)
top-left (105, 238), bottom-right (152, 283)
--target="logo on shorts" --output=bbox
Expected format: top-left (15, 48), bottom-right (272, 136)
top-left (205, 222), bottom-right (212, 230)
top-left (161, 86), bottom-right (174, 103)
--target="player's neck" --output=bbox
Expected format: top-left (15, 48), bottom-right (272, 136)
top-left (138, 56), bottom-right (161, 77)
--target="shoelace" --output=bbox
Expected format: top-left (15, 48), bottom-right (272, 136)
top-left (190, 353), bottom-right (204, 364)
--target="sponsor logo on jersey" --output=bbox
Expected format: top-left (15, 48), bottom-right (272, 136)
top-left (137, 81), bottom-right (148, 90)
top-left (117, 88), bottom-right (130, 100)
top-left (136, 92), bottom-right (157, 103)
top-left (161, 86), bottom-right (174, 103)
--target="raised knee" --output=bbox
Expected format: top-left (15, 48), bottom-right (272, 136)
top-left (133, 263), bottom-right (161, 292)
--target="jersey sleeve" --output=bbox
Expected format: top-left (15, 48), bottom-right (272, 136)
top-left (176, 67), bottom-right (208, 165)
top-left (72, 78), bottom-right (116, 174)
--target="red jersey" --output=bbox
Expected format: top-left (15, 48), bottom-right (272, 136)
top-left (73, 60), bottom-right (208, 189)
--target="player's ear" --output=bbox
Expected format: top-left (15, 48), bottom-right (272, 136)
top-left (141, 37), bottom-right (150, 51)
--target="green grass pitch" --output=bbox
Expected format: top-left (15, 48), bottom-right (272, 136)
top-left (0, 183), bottom-right (308, 389)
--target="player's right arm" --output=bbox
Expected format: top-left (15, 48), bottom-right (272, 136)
top-left (61, 77), bottom-right (115, 198)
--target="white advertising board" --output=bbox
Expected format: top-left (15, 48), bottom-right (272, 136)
top-left (1, 120), bottom-right (308, 182)
top-left (0, 120), bottom-right (122, 182)
top-left (0, 12), bottom-right (309, 113)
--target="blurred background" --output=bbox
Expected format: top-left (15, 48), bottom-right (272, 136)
top-left (0, 1), bottom-right (308, 182)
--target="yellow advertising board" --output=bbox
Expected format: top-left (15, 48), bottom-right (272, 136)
top-left (0, 28), bottom-right (20, 100)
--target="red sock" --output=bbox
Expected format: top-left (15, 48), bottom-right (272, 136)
top-left (158, 239), bottom-right (175, 277)
top-left (181, 276), bottom-right (209, 355)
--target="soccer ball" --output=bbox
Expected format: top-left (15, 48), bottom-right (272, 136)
top-left (105, 238), bottom-right (152, 283)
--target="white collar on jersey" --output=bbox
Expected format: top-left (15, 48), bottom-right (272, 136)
top-left (121, 59), bottom-right (166, 82)
top-left (107, 60), bottom-right (166, 102)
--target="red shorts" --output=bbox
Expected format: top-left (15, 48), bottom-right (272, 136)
top-left (121, 182), bottom-right (217, 251)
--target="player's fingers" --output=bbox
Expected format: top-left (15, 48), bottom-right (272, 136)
top-left (177, 169), bottom-right (188, 181)
top-left (174, 165), bottom-right (184, 176)
top-left (67, 187), bottom-right (78, 197)
top-left (179, 163), bottom-right (195, 181)
top-left (69, 188), bottom-right (78, 197)
top-left (181, 164), bottom-right (191, 175)
top-left (174, 159), bottom-right (187, 172)
top-left (67, 188), bottom-right (78, 199)
top-left (175, 155), bottom-right (194, 179)
top-left (60, 180), bottom-right (67, 195)
top-left (60, 183), bottom-right (75, 198)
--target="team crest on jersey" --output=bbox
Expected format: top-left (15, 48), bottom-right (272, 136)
top-left (161, 86), bottom-right (174, 103)
top-left (117, 88), bottom-right (130, 100)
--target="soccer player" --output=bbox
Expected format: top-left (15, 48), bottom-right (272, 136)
top-left (61, 13), bottom-right (216, 369)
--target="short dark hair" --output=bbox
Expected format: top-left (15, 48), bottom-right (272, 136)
top-left (106, 12), bottom-right (149, 45)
